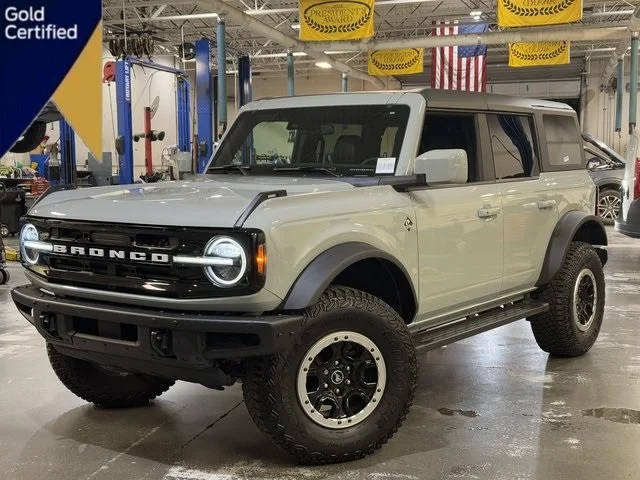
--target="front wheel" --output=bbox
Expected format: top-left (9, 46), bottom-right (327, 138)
top-left (242, 286), bottom-right (416, 464)
top-left (47, 344), bottom-right (175, 408)
top-left (529, 241), bottom-right (605, 356)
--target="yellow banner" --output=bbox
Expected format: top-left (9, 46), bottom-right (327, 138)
top-left (498, 0), bottom-right (582, 27)
top-left (508, 41), bottom-right (570, 67)
top-left (368, 48), bottom-right (424, 76)
top-left (299, 0), bottom-right (374, 41)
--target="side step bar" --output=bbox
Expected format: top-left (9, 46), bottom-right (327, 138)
top-left (412, 299), bottom-right (549, 351)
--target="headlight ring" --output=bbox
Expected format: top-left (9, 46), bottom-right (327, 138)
top-left (20, 223), bottom-right (40, 265)
top-left (203, 236), bottom-right (247, 287)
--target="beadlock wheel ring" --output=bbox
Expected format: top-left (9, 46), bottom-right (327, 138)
top-left (573, 268), bottom-right (597, 332)
top-left (296, 331), bottom-right (387, 429)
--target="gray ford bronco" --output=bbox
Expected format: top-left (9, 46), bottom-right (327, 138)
top-left (12, 90), bottom-right (607, 464)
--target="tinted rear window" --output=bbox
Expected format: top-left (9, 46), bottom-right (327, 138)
top-left (543, 115), bottom-right (583, 170)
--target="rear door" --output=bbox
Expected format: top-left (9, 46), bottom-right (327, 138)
top-left (486, 112), bottom-right (559, 291)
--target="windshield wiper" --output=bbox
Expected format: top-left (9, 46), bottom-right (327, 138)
top-left (207, 164), bottom-right (250, 175)
top-left (272, 166), bottom-right (339, 177)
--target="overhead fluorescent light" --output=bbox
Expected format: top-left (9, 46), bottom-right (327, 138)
top-left (470, 10), bottom-right (482, 20)
top-left (291, 23), bottom-right (300, 30)
top-left (315, 61), bottom-right (332, 69)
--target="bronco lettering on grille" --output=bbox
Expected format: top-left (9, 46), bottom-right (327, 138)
top-left (50, 244), bottom-right (170, 263)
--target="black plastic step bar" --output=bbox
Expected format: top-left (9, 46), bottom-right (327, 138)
top-left (412, 298), bottom-right (549, 351)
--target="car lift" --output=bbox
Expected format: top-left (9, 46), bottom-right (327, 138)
top-left (115, 57), bottom-right (192, 184)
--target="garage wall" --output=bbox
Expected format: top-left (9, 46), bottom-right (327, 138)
top-left (582, 57), bottom-right (637, 158)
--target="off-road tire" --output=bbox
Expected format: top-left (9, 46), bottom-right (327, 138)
top-left (530, 241), bottom-right (605, 356)
top-left (242, 286), bottom-right (417, 464)
top-left (47, 344), bottom-right (175, 408)
top-left (0, 269), bottom-right (9, 285)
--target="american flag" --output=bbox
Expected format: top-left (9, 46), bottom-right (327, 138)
top-left (431, 23), bottom-right (488, 92)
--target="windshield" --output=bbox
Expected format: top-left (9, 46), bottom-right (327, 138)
top-left (208, 105), bottom-right (410, 176)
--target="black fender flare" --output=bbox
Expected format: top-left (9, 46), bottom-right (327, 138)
top-left (536, 211), bottom-right (608, 286)
top-left (281, 241), bottom-right (417, 311)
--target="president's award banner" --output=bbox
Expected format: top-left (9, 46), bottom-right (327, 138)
top-left (498, 0), bottom-right (582, 27)
top-left (299, 0), bottom-right (374, 41)
top-left (508, 41), bottom-right (570, 67)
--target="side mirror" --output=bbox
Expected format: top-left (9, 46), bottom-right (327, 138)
top-left (415, 149), bottom-right (468, 184)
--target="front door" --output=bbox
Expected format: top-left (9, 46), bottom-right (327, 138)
top-left (411, 111), bottom-right (503, 320)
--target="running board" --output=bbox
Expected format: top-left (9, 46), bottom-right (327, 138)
top-left (412, 299), bottom-right (549, 351)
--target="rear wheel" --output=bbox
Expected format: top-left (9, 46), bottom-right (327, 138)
top-left (47, 344), bottom-right (174, 408)
top-left (0, 269), bottom-right (9, 285)
top-left (242, 286), bottom-right (416, 464)
top-left (597, 188), bottom-right (622, 225)
top-left (529, 242), bottom-right (605, 356)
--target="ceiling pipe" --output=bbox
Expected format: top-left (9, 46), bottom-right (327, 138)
top-left (193, 0), bottom-right (385, 88)
top-left (601, 6), bottom-right (640, 86)
top-left (304, 25), bottom-right (628, 52)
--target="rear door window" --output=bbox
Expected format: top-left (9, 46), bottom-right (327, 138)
top-left (486, 113), bottom-right (538, 180)
top-left (543, 114), bottom-right (584, 170)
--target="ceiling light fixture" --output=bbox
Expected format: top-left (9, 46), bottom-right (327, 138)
top-left (291, 23), bottom-right (300, 30)
top-left (470, 10), bottom-right (482, 20)
top-left (315, 61), bottom-right (332, 69)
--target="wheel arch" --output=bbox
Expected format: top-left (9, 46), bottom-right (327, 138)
top-left (281, 242), bottom-right (417, 323)
top-left (536, 211), bottom-right (608, 286)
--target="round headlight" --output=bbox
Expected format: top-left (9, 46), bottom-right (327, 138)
top-left (20, 223), bottom-right (40, 265)
top-left (203, 237), bottom-right (247, 287)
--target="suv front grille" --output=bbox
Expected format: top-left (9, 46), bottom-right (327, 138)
top-left (26, 218), bottom-right (263, 298)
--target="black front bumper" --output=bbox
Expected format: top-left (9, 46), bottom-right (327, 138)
top-left (615, 197), bottom-right (640, 239)
top-left (12, 285), bottom-right (303, 387)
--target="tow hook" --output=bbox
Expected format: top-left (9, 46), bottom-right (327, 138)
top-left (150, 329), bottom-right (174, 357)
top-left (39, 313), bottom-right (57, 336)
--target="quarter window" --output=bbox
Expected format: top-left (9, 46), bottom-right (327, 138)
top-left (543, 115), bottom-right (583, 168)
top-left (487, 114), bottom-right (538, 180)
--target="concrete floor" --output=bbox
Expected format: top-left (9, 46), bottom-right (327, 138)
top-left (1, 229), bottom-right (640, 480)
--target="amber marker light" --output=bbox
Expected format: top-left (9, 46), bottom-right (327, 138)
top-left (256, 244), bottom-right (266, 275)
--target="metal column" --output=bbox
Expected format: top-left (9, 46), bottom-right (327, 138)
top-left (287, 51), bottom-right (295, 96)
top-left (631, 34), bottom-right (639, 133)
top-left (58, 119), bottom-right (76, 185)
top-left (217, 20), bottom-right (227, 137)
top-left (341, 73), bottom-right (348, 93)
top-left (237, 55), bottom-right (252, 108)
top-left (115, 59), bottom-right (134, 185)
top-left (176, 78), bottom-right (191, 152)
top-left (195, 39), bottom-right (213, 172)
top-left (616, 59), bottom-right (624, 132)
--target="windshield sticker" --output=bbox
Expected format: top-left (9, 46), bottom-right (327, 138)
top-left (376, 157), bottom-right (396, 174)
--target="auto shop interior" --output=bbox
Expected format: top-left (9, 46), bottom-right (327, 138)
top-left (2, 0), bottom-right (640, 478)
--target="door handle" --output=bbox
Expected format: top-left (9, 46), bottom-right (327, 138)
top-left (477, 207), bottom-right (501, 218)
top-left (537, 199), bottom-right (557, 210)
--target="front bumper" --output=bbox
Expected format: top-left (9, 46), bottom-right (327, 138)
top-left (615, 197), bottom-right (640, 239)
top-left (12, 284), bottom-right (303, 387)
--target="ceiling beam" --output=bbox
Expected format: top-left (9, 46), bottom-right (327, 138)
top-left (194, 0), bottom-right (385, 88)
top-left (303, 25), bottom-right (629, 52)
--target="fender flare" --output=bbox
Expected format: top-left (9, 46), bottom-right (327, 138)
top-left (536, 211), bottom-right (608, 286)
top-left (281, 241), bottom-right (417, 311)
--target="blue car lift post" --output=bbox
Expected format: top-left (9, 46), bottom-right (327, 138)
top-left (58, 118), bottom-right (76, 185)
top-left (115, 57), bottom-right (191, 184)
top-left (195, 39), bottom-right (214, 173)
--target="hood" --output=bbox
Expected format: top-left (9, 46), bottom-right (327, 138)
top-left (28, 175), bottom-right (354, 227)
